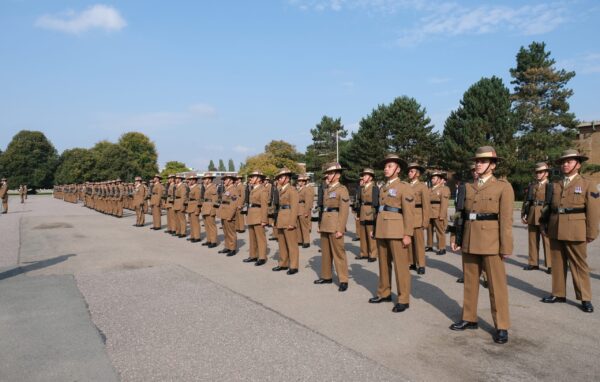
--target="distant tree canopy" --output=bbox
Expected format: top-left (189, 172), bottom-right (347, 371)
top-left (208, 160), bottom-right (217, 171)
top-left (54, 148), bottom-right (97, 184)
top-left (305, 116), bottom-right (347, 179)
top-left (239, 140), bottom-right (302, 178)
top-left (118, 132), bottom-right (159, 179)
top-left (160, 161), bottom-right (189, 178)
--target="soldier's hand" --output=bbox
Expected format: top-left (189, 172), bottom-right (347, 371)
top-left (335, 231), bottom-right (343, 239)
top-left (451, 243), bottom-right (461, 252)
top-left (287, 225), bottom-right (295, 230)
top-left (521, 217), bottom-right (527, 224)
top-left (500, 253), bottom-right (510, 260)
top-left (402, 235), bottom-right (411, 248)
top-left (261, 222), bottom-right (267, 226)
top-left (587, 237), bottom-right (594, 243)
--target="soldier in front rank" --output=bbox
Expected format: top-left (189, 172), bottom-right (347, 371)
top-left (368, 154), bottom-right (415, 312)
top-left (272, 168), bottom-right (300, 275)
top-left (427, 170), bottom-right (450, 255)
top-left (243, 171), bottom-right (269, 266)
top-left (357, 169), bottom-right (378, 262)
top-left (352, 179), bottom-right (364, 243)
top-left (115, 179), bottom-right (124, 218)
top-left (296, 174), bottom-right (313, 248)
top-left (0, 178), bottom-right (8, 214)
top-left (521, 162), bottom-right (552, 273)
top-left (173, 174), bottom-right (188, 238)
top-left (450, 146), bottom-right (513, 344)
top-left (541, 149), bottom-right (600, 313)
top-left (186, 174), bottom-right (202, 242)
top-left (149, 174), bottom-right (164, 230)
top-left (218, 174), bottom-right (240, 256)
top-left (133, 176), bottom-right (147, 227)
top-left (201, 173), bottom-right (219, 248)
top-left (235, 175), bottom-right (246, 233)
top-left (314, 163), bottom-right (350, 292)
top-left (407, 163), bottom-right (431, 275)
top-left (163, 175), bottom-right (175, 234)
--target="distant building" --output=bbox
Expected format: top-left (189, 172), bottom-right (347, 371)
top-left (575, 120), bottom-right (600, 179)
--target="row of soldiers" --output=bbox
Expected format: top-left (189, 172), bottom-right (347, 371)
top-left (53, 147), bottom-right (599, 345)
top-left (0, 179), bottom-right (27, 212)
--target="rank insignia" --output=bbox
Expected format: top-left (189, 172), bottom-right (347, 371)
top-left (591, 192), bottom-right (600, 199)
top-left (575, 186), bottom-right (582, 194)
top-left (328, 192), bottom-right (337, 198)
top-left (405, 197), bottom-right (414, 202)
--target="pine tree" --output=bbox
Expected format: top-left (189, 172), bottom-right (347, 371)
top-left (305, 116), bottom-right (347, 179)
top-left (208, 160), bottom-right (217, 171)
top-left (218, 159), bottom-right (226, 171)
top-left (228, 159), bottom-right (235, 172)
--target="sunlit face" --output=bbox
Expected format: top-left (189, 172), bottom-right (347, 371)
top-left (475, 159), bottom-right (496, 176)
top-left (361, 174), bottom-right (372, 184)
top-left (560, 159), bottom-right (580, 175)
top-left (326, 171), bottom-right (339, 183)
top-left (431, 175), bottom-right (441, 185)
top-left (383, 162), bottom-right (399, 178)
top-left (535, 170), bottom-right (548, 181)
top-left (277, 175), bottom-right (288, 186)
top-left (408, 168), bottom-right (420, 181)
top-left (224, 178), bottom-right (233, 187)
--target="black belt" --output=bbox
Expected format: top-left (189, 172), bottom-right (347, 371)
top-left (221, 201), bottom-right (230, 205)
top-left (360, 220), bottom-right (374, 226)
top-left (534, 200), bottom-right (545, 206)
top-left (280, 205), bottom-right (291, 209)
top-left (552, 207), bottom-right (585, 214)
top-left (250, 203), bottom-right (262, 208)
top-left (430, 201), bottom-right (441, 204)
top-left (299, 201), bottom-right (305, 204)
top-left (189, 199), bottom-right (198, 201)
top-left (415, 204), bottom-right (422, 208)
top-left (175, 197), bottom-right (182, 199)
top-left (202, 198), bottom-right (212, 202)
top-left (324, 207), bottom-right (339, 212)
top-left (361, 202), bottom-right (373, 206)
top-left (464, 212), bottom-right (498, 221)
top-left (379, 205), bottom-right (402, 213)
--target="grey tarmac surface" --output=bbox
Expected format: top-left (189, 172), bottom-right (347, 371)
top-left (1, 195), bottom-right (600, 381)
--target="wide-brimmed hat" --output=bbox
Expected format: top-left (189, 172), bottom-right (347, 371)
top-left (554, 149), bottom-right (588, 164)
top-left (1, 178), bottom-right (6, 181)
top-left (186, 174), bottom-right (199, 180)
top-left (115, 178), bottom-right (122, 182)
top-left (236, 174), bottom-right (243, 179)
top-left (534, 162), bottom-right (550, 172)
top-left (275, 168), bottom-right (293, 179)
top-left (429, 170), bottom-right (447, 179)
top-left (323, 162), bottom-right (344, 173)
top-left (134, 176), bottom-right (142, 181)
top-left (202, 172), bottom-right (215, 179)
top-left (380, 153), bottom-right (406, 168)
top-left (249, 170), bottom-right (266, 178)
top-left (470, 146), bottom-right (502, 161)
top-left (175, 174), bottom-right (185, 179)
top-left (153, 174), bottom-right (162, 179)
top-left (360, 168), bottom-right (375, 177)
top-left (167, 174), bottom-right (175, 179)
top-left (222, 173), bottom-right (237, 180)
top-left (468, 163), bottom-right (476, 170)
top-left (406, 162), bottom-right (426, 173)
top-left (297, 173), bottom-right (310, 181)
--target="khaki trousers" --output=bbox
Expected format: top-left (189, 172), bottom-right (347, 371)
top-left (116, 200), bottom-right (123, 217)
top-left (203, 215), bottom-right (218, 244)
top-left (528, 225), bottom-right (551, 267)
top-left (409, 227), bottom-right (426, 267)
top-left (297, 215), bottom-right (311, 244)
top-left (550, 239), bottom-right (591, 301)
top-left (278, 228), bottom-right (299, 269)
top-left (462, 253), bottom-right (510, 330)
top-left (236, 210), bottom-right (245, 232)
top-left (135, 205), bottom-right (145, 226)
top-left (427, 218), bottom-right (447, 250)
top-left (167, 207), bottom-right (175, 231)
top-left (223, 219), bottom-right (237, 250)
top-left (320, 233), bottom-right (349, 283)
top-left (176, 209), bottom-right (186, 235)
top-left (376, 239), bottom-right (410, 304)
top-left (2, 199), bottom-right (7, 213)
top-left (189, 213), bottom-right (201, 240)
top-left (358, 222), bottom-right (377, 259)
top-left (248, 224), bottom-right (267, 260)
top-left (152, 205), bottom-right (162, 229)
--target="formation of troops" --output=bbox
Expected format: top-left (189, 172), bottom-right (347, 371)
top-left (49, 147), bottom-right (599, 345)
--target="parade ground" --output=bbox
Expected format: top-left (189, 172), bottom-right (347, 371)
top-left (1, 195), bottom-right (599, 382)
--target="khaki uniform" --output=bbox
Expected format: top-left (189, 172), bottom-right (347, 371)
top-left (187, 184), bottom-right (201, 240)
top-left (427, 184), bottom-right (450, 250)
top-left (461, 176), bottom-right (513, 330)
top-left (19, 186), bottom-right (26, 203)
top-left (358, 182), bottom-right (378, 260)
top-left (219, 184), bottom-right (240, 251)
top-left (165, 182), bottom-right (176, 232)
top-left (246, 184), bottom-right (269, 260)
top-left (297, 185), bottom-right (314, 245)
top-left (235, 182), bottom-right (246, 232)
top-left (522, 181), bottom-right (551, 267)
top-left (319, 182), bottom-right (350, 283)
top-left (547, 175), bottom-right (600, 301)
top-left (133, 183), bottom-right (147, 226)
top-left (276, 184), bottom-right (300, 269)
top-left (150, 182), bottom-right (164, 229)
top-left (0, 182), bottom-right (8, 213)
top-left (409, 181), bottom-right (430, 267)
top-left (173, 182), bottom-right (188, 236)
top-left (374, 178), bottom-right (415, 304)
top-left (201, 183), bottom-right (219, 244)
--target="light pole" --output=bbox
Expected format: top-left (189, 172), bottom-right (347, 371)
top-left (336, 128), bottom-right (339, 163)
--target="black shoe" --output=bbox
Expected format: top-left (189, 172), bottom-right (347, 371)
top-left (207, 243), bottom-right (217, 248)
top-left (368, 257), bottom-right (376, 263)
top-left (437, 249), bottom-right (446, 256)
top-left (314, 278), bottom-right (333, 284)
top-left (286, 269), bottom-right (298, 275)
top-left (456, 277), bottom-right (464, 283)
top-left (541, 295), bottom-right (566, 303)
top-left (218, 249), bottom-right (231, 254)
top-left (356, 256), bottom-right (369, 260)
top-left (243, 257), bottom-right (257, 263)
top-left (482, 280), bottom-right (489, 289)
top-left (190, 239), bottom-right (200, 243)
top-left (352, 237), bottom-right (360, 241)
top-left (255, 259), bottom-right (266, 266)
top-left (494, 329), bottom-right (508, 344)
top-left (302, 244), bottom-right (310, 248)
top-left (545, 267), bottom-right (552, 274)
top-left (338, 282), bottom-right (348, 292)
top-left (581, 301), bottom-right (594, 313)
top-left (392, 303), bottom-right (409, 312)
top-left (450, 320), bottom-right (478, 331)
top-left (226, 250), bottom-right (237, 257)
top-left (425, 247), bottom-right (433, 252)
top-left (523, 265), bottom-right (539, 271)
top-left (164, 230), bottom-right (172, 234)
top-left (417, 267), bottom-right (425, 275)
top-left (201, 242), bottom-right (209, 246)
top-left (272, 266), bottom-right (288, 272)
top-left (409, 264), bottom-right (417, 270)
top-left (298, 242), bottom-right (303, 246)
top-left (269, 237), bottom-right (278, 241)
top-left (368, 295), bottom-right (392, 303)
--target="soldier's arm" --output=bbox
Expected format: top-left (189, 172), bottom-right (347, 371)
top-left (336, 188), bottom-right (350, 234)
top-left (289, 189), bottom-right (299, 228)
top-left (260, 188), bottom-right (269, 224)
top-left (401, 188), bottom-right (415, 240)
top-left (421, 185), bottom-right (431, 226)
top-left (499, 182), bottom-right (515, 256)
top-left (440, 187), bottom-right (449, 219)
top-left (586, 181), bottom-right (600, 242)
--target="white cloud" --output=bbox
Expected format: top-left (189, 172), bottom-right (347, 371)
top-left (232, 145), bottom-right (255, 154)
top-left (35, 4), bottom-right (126, 34)
top-left (188, 103), bottom-right (218, 117)
top-left (428, 77), bottom-right (451, 84)
top-left (558, 52), bottom-right (600, 75)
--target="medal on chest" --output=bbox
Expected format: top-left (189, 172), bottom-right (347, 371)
top-left (388, 188), bottom-right (397, 197)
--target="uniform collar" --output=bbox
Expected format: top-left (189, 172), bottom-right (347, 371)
top-left (329, 182), bottom-right (339, 189)
top-left (386, 177), bottom-right (399, 186)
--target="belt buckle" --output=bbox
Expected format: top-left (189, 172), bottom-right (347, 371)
top-left (469, 213), bottom-right (477, 221)
top-left (558, 208), bottom-right (566, 213)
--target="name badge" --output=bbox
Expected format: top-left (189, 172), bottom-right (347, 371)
top-left (328, 192), bottom-right (336, 198)
top-left (469, 213), bottom-right (477, 221)
top-left (388, 189), bottom-right (397, 197)
top-left (575, 186), bottom-right (582, 194)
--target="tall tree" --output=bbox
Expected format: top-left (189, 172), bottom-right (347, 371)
top-left (0, 130), bottom-right (58, 189)
top-left (160, 161), bottom-right (189, 178)
top-left (227, 159), bottom-right (235, 172)
top-left (218, 159), bottom-right (226, 171)
top-left (208, 160), bottom-right (217, 171)
top-left (117, 132), bottom-right (159, 179)
top-left (239, 140), bottom-right (302, 178)
top-left (90, 141), bottom-right (140, 181)
top-left (305, 116), bottom-right (347, 178)
top-left (54, 148), bottom-right (97, 184)
top-left (441, 76), bottom-right (516, 180)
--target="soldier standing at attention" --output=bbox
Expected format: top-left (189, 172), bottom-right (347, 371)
top-left (164, 175), bottom-right (175, 234)
top-left (450, 146), bottom-right (513, 344)
top-left (296, 174), bottom-right (313, 248)
top-left (357, 169), bottom-right (378, 262)
top-left (272, 168), bottom-right (300, 275)
top-left (186, 175), bottom-right (202, 242)
top-left (427, 170), bottom-right (450, 255)
top-left (314, 163), bottom-right (351, 292)
top-left (235, 175), bottom-right (246, 233)
top-left (407, 163), bottom-right (431, 274)
top-left (522, 162), bottom-right (553, 273)
top-left (133, 176), bottom-right (147, 227)
top-left (150, 174), bottom-right (164, 230)
top-left (173, 174), bottom-right (188, 238)
top-left (0, 178), bottom-right (8, 214)
top-left (218, 174), bottom-right (239, 256)
top-left (352, 179), bottom-right (364, 244)
top-left (368, 154), bottom-right (415, 312)
top-left (243, 171), bottom-right (269, 266)
top-left (201, 173), bottom-right (219, 248)
top-left (115, 179), bottom-right (124, 218)
top-left (541, 149), bottom-right (599, 313)
top-left (19, 185), bottom-right (26, 204)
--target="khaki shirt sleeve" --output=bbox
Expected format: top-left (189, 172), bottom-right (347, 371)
top-left (401, 187), bottom-right (415, 236)
top-left (337, 187), bottom-right (350, 233)
top-left (587, 180), bottom-right (600, 241)
top-left (290, 189), bottom-right (299, 228)
top-left (440, 186), bottom-right (450, 219)
top-left (260, 187), bottom-right (269, 224)
top-left (421, 185), bottom-right (431, 225)
top-left (499, 181), bottom-right (515, 255)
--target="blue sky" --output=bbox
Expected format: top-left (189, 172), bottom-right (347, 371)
top-left (1, 1), bottom-right (599, 171)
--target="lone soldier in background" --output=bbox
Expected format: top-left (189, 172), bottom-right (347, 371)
top-left (427, 170), bottom-right (450, 255)
top-left (352, 179), bottom-right (364, 243)
top-left (218, 174), bottom-right (240, 256)
top-left (186, 174), bottom-right (202, 242)
top-left (314, 163), bottom-right (350, 292)
top-left (201, 173), bottom-right (219, 248)
top-left (272, 168), bottom-right (300, 275)
top-left (164, 174), bottom-right (176, 234)
top-left (24, 184), bottom-right (28, 200)
top-left (19, 184), bottom-right (27, 203)
top-left (407, 163), bottom-right (431, 274)
top-left (357, 168), bottom-right (378, 262)
top-left (522, 162), bottom-right (552, 273)
top-left (235, 175), bottom-right (246, 233)
top-left (542, 149), bottom-right (600, 313)
top-left (368, 154), bottom-right (415, 312)
top-left (173, 174), bottom-right (188, 238)
top-left (450, 146), bottom-right (513, 344)
top-left (243, 171), bottom-right (269, 266)
top-left (150, 174), bottom-right (164, 230)
top-left (133, 176), bottom-right (147, 227)
top-left (296, 174), bottom-right (313, 248)
top-left (0, 178), bottom-right (8, 213)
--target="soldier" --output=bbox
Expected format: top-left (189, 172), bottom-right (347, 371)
top-left (243, 171), bottom-right (269, 266)
top-left (296, 174), bottom-right (314, 248)
top-left (521, 162), bottom-right (553, 273)
top-left (352, 179), bottom-right (364, 243)
top-left (368, 154), bottom-right (415, 312)
top-left (314, 163), bottom-right (350, 292)
top-left (19, 184), bottom-right (26, 203)
top-left (163, 175), bottom-right (176, 234)
top-left (201, 173), bottom-right (219, 248)
top-left (133, 176), bottom-right (147, 227)
top-left (450, 146), bottom-right (513, 344)
top-left (0, 178), bottom-right (8, 214)
top-left (405, 163), bottom-right (431, 274)
top-left (186, 174), bottom-right (202, 242)
top-left (541, 149), bottom-right (600, 313)
top-left (218, 174), bottom-right (240, 256)
top-left (149, 174), bottom-right (164, 230)
top-left (173, 174), bottom-right (188, 238)
top-left (357, 169), bottom-right (379, 262)
top-left (115, 179), bottom-right (124, 218)
top-left (235, 175), bottom-right (246, 233)
top-left (427, 170), bottom-right (450, 255)
top-left (272, 168), bottom-right (300, 275)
